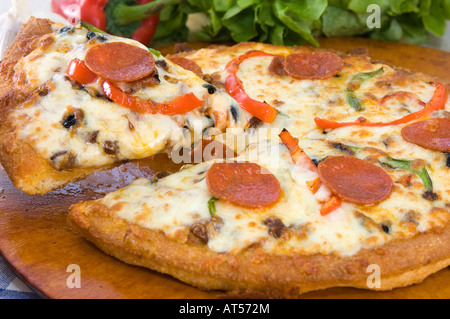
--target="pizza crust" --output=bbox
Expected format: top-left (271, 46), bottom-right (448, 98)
top-left (67, 200), bottom-right (450, 298)
top-left (0, 133), bottom-right (117, 194)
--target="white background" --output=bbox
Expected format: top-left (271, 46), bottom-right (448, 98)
top-left (1, 0), bottom-right (52, 12)
top-left (0, 0), bottom-right (449, 51)
top-left (0, 0), bottom-right (52, 17)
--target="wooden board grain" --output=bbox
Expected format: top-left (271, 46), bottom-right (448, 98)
top-left (0, 37), bottom-right (449, 299)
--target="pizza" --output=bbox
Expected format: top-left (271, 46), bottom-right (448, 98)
top-left (0, 18), bottom-right (246, 195)
top-left (2, 18), bottom-right (450, 298)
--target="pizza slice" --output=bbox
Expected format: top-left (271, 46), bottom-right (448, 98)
top-left (67, 129), bottom-right (450, 297)
top-left (0, 18), bottom-right (248, 194)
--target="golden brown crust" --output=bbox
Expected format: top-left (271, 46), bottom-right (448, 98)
top-left (0, 132), bottom-right (117, 194)
top-left (67, 200), bottom-right (450, 298)
top-left (0, 18), bottom-right (54, 83)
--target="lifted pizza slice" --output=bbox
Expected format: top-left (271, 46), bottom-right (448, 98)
top-left (0, 18), bottom-right (248, 194)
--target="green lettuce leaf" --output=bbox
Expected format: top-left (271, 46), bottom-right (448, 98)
top-left (273, 0), bottom-right (326, 46)
top-left (103, 0), bottom-right (449, 48)
top-left (422, 0), bottom-right (447, 36)
top-left (322, 6), bottom-right (370, 37)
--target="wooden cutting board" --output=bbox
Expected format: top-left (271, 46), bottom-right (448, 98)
top-left (1, 37), bottom-right (449, 299)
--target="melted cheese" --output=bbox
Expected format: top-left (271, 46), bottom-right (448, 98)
top-left (185, 43), bottom-right (445, 139)
top-left (99, 141), bottom-right (389, 256)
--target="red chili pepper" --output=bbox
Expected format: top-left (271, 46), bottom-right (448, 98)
top-left (131, 0), bottom-right (159, 46)
top-left (80, 0), bottom-right (108, 31)
top-left (315, 82), bottom-right (448, 129)
top-left (225, 51), bottom-right (279, 123)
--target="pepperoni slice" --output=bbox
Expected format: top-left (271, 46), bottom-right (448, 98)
top-left (84, 42), bottom-right (155, 82)
top-left (401, 118), bottom-right (450, 152)
top-left (168, 57), bottom-right (203, 78)
top-left (284, 51), bottom-right (343, 80)
top-left (206, 162), bottom-right (281, 208)
top-left (318, 156), bottom-right (393, 206)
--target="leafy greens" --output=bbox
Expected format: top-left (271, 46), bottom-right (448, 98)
top-left (107, 0), bottom-right (450, 46)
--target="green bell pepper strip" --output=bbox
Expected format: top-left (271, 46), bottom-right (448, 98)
top-left (345, 67), bottom-right (385, 112)
top-left (381, 157), bottom-right (433, 191)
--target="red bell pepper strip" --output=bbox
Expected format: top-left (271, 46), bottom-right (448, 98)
top-left (67, 59), bottom-right (99, 84)
top-left (102, 80), bottom-right (203, 115)
top-left (279, 129), bottom-right (341, 216)
top-left (319, 196), bottom-right (342, 216)
top-left (131, 0), bottom-right (159, 46)
top-left (279, 128), bottom-right (317, 171)
top-left (315, 82), bottom-right (448, 129)
top-left (66, 58), bottom-right (203, 115)
top-left (225, 51), bottom-right (279, 123)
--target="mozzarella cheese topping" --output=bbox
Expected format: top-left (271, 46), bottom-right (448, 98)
top-left (99, 141), bottom-right (384, 256)
top-left (95, 123), bottom-right (449, 256)
top-left (186, 43), bottom-right (440, 139)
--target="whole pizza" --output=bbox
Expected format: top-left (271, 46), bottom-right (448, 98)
top-left (0, 17), bottom-right (449, 298)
